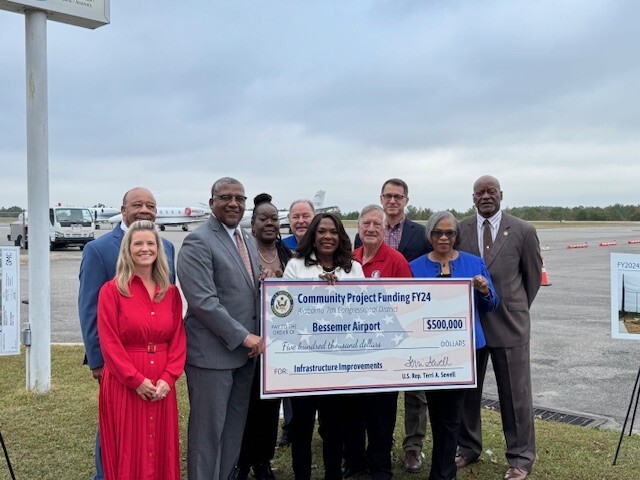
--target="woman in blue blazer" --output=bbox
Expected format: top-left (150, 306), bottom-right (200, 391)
top-left (410, 211), bottom-right (498, 480)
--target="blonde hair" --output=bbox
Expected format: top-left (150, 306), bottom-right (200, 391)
top-left (116, 220), bottom-right (170, 301)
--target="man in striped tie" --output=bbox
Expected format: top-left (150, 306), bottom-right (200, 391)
top-left (178, 177), bottom-right (263, 480)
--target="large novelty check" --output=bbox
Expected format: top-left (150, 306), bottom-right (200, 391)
top-left (260, 278), bottom-right (477, 398)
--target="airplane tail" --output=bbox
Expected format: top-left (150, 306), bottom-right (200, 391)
top-left (312, 190), bottom-right (326, 209)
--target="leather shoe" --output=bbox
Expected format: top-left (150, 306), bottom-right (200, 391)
top-left (504, 467), bottom-right (528, 480)
top-left (454, 454), bottom-right (476, 469)
top-left (276, 433), bottom-right (290, 448)
top-left (343, 467), bottom-right (368, 478)
top-left (403, 450), bottom-right (423, 473)
top-left (253, 463), bottom-right (275, 480)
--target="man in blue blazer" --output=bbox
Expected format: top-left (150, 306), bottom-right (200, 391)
top-left (78, 186), bottom-right (175, 480)
top-left (351, 178), bottom-right (431, 475)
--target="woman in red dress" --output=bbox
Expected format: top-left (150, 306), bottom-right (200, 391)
top-left (98, 219), bottom-right (186, 480)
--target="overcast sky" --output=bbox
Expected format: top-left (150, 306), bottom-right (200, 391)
top-left (0, 0), bottom-right (638, 213)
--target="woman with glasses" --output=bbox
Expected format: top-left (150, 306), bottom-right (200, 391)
top-left (410, 211), bottom-right (498, 480)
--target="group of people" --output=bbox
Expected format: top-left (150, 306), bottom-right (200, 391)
top-left (78, 174), bottom-right (542, 480)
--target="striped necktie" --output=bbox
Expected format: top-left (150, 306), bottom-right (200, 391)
top-left (234, 229), bottom-right (254, 278)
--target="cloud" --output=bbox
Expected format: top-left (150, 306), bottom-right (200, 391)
top-left (1, 1), bottom-right (639, 213)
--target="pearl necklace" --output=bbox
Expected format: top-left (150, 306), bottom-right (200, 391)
top-left (259, 250), bottom-right (277, 264)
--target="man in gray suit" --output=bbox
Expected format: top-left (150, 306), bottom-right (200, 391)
top-left (455, 175), bottom-right (542, 480)
top-left (177, 177), bottom-right (263, 480)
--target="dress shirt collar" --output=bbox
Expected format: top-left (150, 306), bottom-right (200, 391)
top-left (476, 210), bottom-right (502, 251)
top-left (214, 214), bottom-right (240, 241)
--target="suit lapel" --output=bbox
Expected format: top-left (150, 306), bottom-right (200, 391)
top-left (484, 214), bottom-right (511, 268)
top-left (461, 219), bottom-right (480, 256)
top-left (208, 216), bottom-right (257, 291)
top-left (243, 230), bottom-right (260, 286)
top-left (112, 224), bottom-right (124, 247)
top-left (398, 220), bottom-right (413, 252)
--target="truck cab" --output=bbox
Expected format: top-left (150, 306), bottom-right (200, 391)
top-left (8, 207), bottom-right (95, 250)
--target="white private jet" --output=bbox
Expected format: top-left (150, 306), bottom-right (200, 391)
top-left (89, 206), bottom-right (121, 222)
top-left (108, 206), bottom-right (208, 231)
top-left (239, 190), bottom-right (338, 230)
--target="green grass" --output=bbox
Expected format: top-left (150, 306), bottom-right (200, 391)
top-left (1, 345), bottom-right (639, 479)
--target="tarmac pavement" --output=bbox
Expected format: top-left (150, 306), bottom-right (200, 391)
top-left (3, 223), bottom-right (640, 427)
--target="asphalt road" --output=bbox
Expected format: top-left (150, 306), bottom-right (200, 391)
top-left (3, 223), bottom-right (640, 427)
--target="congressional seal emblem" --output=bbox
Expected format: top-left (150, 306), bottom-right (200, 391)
top-left (271, 290), bottom-right (294, 317)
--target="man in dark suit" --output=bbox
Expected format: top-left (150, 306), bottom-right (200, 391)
top-left (78, 186), bottom-right (175, 480)
top-left (352, 178), bottom-right (431, 474)
top-left (455, 175), bottom-right (542, 480)
top-left (177, 177), bottom-right (262, 480)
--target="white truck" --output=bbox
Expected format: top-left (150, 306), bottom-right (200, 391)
top-left (8, 207), bottom-right (95, 250)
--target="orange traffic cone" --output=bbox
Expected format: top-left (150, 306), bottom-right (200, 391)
top-left (541, 258), bottom-right (551, 286)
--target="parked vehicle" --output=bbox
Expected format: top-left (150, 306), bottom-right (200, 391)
top-left (7, 207), bottom-right (95, 250)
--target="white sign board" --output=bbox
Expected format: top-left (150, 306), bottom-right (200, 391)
top-left (0, 0), bottom-right (109, 29)
top-left (0, 247), bottom-right (21, 356)
top-left (261, 278), bottom-right (477, 398)
top-left (610, 253), bottom-right (640, 340)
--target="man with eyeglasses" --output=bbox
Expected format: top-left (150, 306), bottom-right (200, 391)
top-left (455, 175), bottom-right (542, 480)
top-left (353, 178), bottom-right (431, 474)
top-left (177, 177), bottom-right (263, 480)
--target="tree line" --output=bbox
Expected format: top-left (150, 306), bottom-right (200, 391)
top-left (2, 204), bottom-right (640, 222)
top-left (339, 204), bottom-right (640, 222)
top-left (0, 206), bottom-right (23, 218)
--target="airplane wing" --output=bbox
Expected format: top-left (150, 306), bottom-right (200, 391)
top-left (90, 207), bottom-right (120, 222)
top-left (108, 206), bottom-right (208, 231)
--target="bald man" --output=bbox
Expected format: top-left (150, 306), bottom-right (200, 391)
top-left (455, 175), bottom-right (542, 480)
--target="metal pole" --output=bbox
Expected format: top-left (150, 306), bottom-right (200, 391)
top-left (25, 9), bottom-right (51, 393)
top-left (0, 427), bottom-right (17, 480)
top-left (613, 364), bottom-right (640, 465)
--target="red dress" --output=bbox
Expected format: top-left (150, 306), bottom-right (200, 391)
top-left (98, 277), bottom-right (186, 480)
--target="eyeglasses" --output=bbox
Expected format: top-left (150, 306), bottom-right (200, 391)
top-left (381, 193), bottom-right (406, 202)
top-left (213, 194), bottom-right (247, 204)
top-left (431, 229), bottom-right (457, 238)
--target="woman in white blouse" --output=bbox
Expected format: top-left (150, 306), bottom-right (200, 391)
top-left (283, 213), bottom-right (364, 480)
